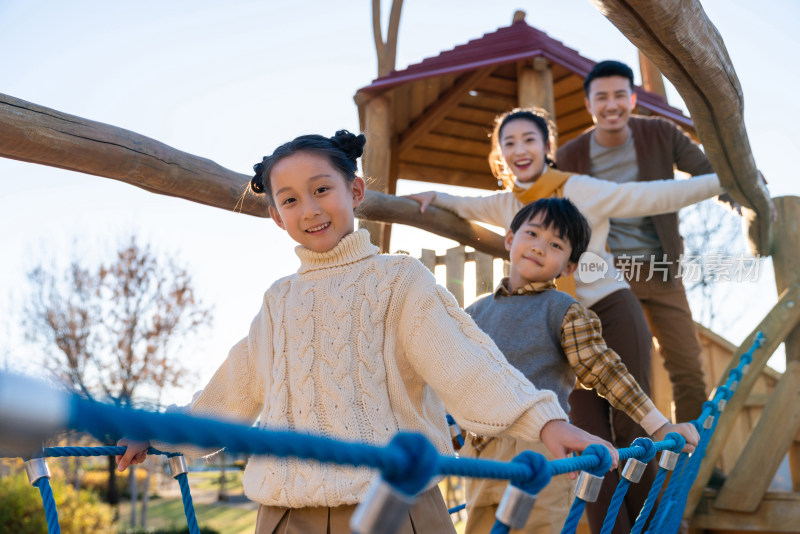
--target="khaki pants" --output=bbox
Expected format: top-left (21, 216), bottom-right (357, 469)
top-left (462, 436), bottom-right (575, 534)
top-left (254, 486), bottom-right (456, 534)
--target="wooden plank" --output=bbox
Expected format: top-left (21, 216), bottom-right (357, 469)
top-left (420, 249), bottom-right (436, 273)
top-left (475, 75), bottom-right (517, 96)
top-left (409, 81), bottom-right (427, 126)
top-left (685, 284), bottom-right (800, 517)
top-left (553, 74), bottom-right (585, 98)
top-left (445, 246), bottom-right (466, 307)
top-left (393, 84), bottom-right (411, 135)
top-left (397, 162), bottom-right (495, 191)
top-left (402, 147), bottom-right (490, 174)
top-left (555, 108), bottom-right (593, 136)
top-left (638, 50), bottom-right (668, 100)
top-left (398, 68), bottom-right (493, 155)
top-left (714, 361), bottom-right (800, 512)
top-left (423, 77), bottom-right (441, 110)
top-left (448, 105), bottom-right (498, 127)
top-left (474, 252), bottom-right (494, 297)
top-left (432, 118), bottom-right (493, 141)
top-left (692, 490), bottom-right (800, 532)
top-left (773, 197), bottom-right (800, 364)
top-left (463, 91), bottom-right (516, 112)
top-left (791, 441), bottom-right (800, 492)
top-left (416, 132), bottom-right (491, 156)
top-left (554, 89), bottom-right (588, 119)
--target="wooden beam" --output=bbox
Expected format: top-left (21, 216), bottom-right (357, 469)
top-left (685, 283), bottom-right (800, 517)
top-left (397, 162), bottom-right (495, 190)
top-left (398, 68), bottom-right (493, 155)
top-left (714, 361), bottom-right (800, 511)
top-left (0, 92), bottom-right (505, 258)
top-left (445, 246), bottom-right (467, 307)
top-left (692, 490), bottom-right (800, 532)
top-left (591, 0), bottom-right (773, 255)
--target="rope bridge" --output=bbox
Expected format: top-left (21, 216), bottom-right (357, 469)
top-left (0, 333), bottom-right (764, 534)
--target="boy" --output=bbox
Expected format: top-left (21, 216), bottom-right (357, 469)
top-left (461, 197), bottom-right (699, 534)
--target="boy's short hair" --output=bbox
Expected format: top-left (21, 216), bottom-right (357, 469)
top-left (584, 60), bottom-right (635, 94)
top-left (509, 198), bottom-right (591, 263)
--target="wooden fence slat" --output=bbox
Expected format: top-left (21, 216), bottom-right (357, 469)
top-left (420, 249), bottom-right (436, 273)
top-left (475, 252), bottom-right (494, 297)
top-left (445, 246), bottom-right (466, 307)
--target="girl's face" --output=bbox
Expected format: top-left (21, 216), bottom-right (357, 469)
top-left (499, 119), bottom-right (549, 184)
top-left (267, 152), bottom-right (365, 253)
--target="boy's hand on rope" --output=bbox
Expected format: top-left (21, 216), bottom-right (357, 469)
top-left (540, 420), bottom-right (619, 479)
top-left (403, 191), bottom-right (437, 213)
top-left (116, 438), bottom-right (151, 471)
top-left (652, 422), bottom-right (699, 453)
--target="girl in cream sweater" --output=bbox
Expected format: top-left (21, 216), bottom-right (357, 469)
top-left (116, 129), bottom-right (615, 534)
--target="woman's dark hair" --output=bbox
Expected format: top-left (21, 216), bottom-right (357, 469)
top-left (251, 129), bottom-right (366, 205)
top-left (508, 197), bottom-right (591, 263)
top-left (488, 107), bottom-right (557, 190)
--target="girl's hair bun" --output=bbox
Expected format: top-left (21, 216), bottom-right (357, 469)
top-left (251, 158), bottom-right (266, 194)
top-left (330, 130), bottom-right (366, 162)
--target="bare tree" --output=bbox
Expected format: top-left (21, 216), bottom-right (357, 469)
top-left (679, 199), bottom-right (744, 329)
top-left (23, 235), bottom-right (213, 508)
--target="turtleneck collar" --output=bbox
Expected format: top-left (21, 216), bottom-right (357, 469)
top-left (295, 229), bottom-right (379, 274)
top-left (512, 162), bottom-right (549, 191)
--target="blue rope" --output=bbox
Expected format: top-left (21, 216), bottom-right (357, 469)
top-left (560, 444), bottom-right (613, 534)
top-left (448, 503), bottom-right (466, 514)
top-left (33, 477), bottom-right (60, 534)
top-left (0, 331), bottom-right (766, 534)
top-left (490, 450), bottom-right (552, 532)
top-left (446, 414), bottom-right (465, 448)
top-left (174, 471), bottom-right (200, 534)
top-left (599, 437), bottom-right (657, 534)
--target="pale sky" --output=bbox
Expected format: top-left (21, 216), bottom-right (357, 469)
top-left (0, 0), bottom-right (797, 404)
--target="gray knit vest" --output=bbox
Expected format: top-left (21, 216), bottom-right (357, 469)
top-left (466, 289), bottom-right (576, 413)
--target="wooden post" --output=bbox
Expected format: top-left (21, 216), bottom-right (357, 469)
top-left (637, 50), bottom-right (668, 101)
top-left (475, 252), bottom-right (494, 296)
top-left (771, 195), bottom-right (800, 490)
top-left (360, 95), bottom-right (393, 250)
top-left (517, 58), bottom-right (556, 134)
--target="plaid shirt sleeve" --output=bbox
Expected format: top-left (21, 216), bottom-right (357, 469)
top-left (561, 302), bottom-right (656, 424)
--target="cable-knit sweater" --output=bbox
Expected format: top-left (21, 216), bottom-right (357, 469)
top-left (165, 229), bottom-right (566, 508)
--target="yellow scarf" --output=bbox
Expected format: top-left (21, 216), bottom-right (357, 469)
top-left (511, 167), bottom-right (577, 297)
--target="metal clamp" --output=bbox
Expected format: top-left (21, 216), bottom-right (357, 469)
top-left (25, 457), bottom-right (51, 485)
top-left (168, 455), bottom-right (188, 477)
top-left (575, 471), bottom-right (604, 502)
top-left (659, 450), bottom-right (680, 471)
top-left (495, 484), bottom-right (537, 529)
top-left (350, 479), bottom-right (416, 534)
top-left (717, 398), bottom-right (727, 411)
top-left (621, 458), bottom-right (647, 483)
top-left (742, 363), bottom-right (750, 375)
top-left (703, 414), bottom-right (714, 429)
top-left (729, 380), bottom-right (738, 393)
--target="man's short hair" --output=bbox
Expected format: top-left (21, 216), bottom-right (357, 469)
top-left (584, 60), bottom-right (635, 94)
top-left (509, 197), bottom-right (591, 263)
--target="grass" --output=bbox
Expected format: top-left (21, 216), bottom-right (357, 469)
top-left (116, 472), bottom-right (467, 534)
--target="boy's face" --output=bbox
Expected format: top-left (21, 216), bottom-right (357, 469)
top-left (585, 75), bottom-right (637, 136)
top-left (505, 213), bottom-right (578, 290)
top-left (268, 152), bottom-right (365, 253)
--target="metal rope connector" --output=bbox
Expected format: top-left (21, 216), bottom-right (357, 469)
top-left (659, 450), bottom-right (680, 471)
top-left (621, 458), bottom-right (647, 483)
top-left (168, 455), bottom-right (188, 478)
top-left (575, 470), bottom-right (604, 502)
top-left (495, 484), bottom-right (537, 528)
top-left (25, 457), bottom-right (51, 485)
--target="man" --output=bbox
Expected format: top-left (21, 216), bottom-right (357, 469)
top-left (557, 60), bottom-right (714, 428)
